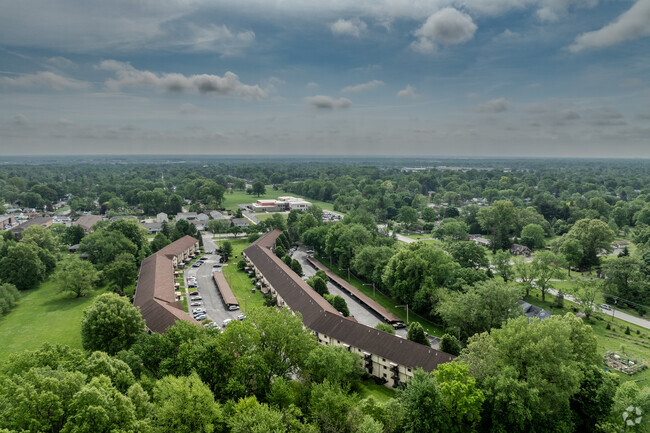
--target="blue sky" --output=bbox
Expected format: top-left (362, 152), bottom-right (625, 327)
top-left (1, 0), bottom-right (649, 157)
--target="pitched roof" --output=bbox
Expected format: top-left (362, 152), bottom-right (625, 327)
top-left (74, 215), bottom-right (103, 230)
top-left (156, 235), bottom-right (199, 259)
top-left (213, 271), bottom-right (238, 306)
top-left (310, 312), bottom-right (455, 371)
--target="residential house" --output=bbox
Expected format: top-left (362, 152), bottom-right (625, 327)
top-left (156, 212), bottom-right (168, 223)
top-left (510, 243), bottom-right (532, 257)
top-left (10, 216), bottom-right (53, 238)
top-left (231, 218), bottom-right (250, 228)
top-left (73, 215), bottom-right (103, 233)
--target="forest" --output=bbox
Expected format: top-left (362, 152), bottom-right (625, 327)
top-left (0, 157), bottom-right (649, 433)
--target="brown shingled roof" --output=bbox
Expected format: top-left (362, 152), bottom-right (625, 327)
top-left (213, 271), bottom-right (238, 306)
top-left (157, 235), bottom-right (199, 258)
top-left (73, 215), bottom-right (103, 231)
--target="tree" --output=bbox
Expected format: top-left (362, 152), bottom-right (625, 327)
top-left (437, 280), bottom-right (522, 340)
top-left (79, 229), bottom-right (137, 269)
top-left (433, 362), bottom-right (485, 433)
top-left (569, 365), bottom-right (619, 433)
top-left (309, 380), bottom-right (356, 433)
top-left (407, 322), bottom-right (430, 346)
top-left (324, 294), bottom-right (349, 317)
top-left (477, 200), bottom-right (518, 252)
top-left (290, 259), bottom-right (303, 277)
top-left (0, 242), bottom-right (46, 290)
top-left (520, 223), bottom-right (545, 250)
top-left (533, 250), bottom-right (564, 301)
top-left (102, 253), bottom-right (138, 290)
top-left (54, 258), bottom-right (99, 297)
top-left (374, 322), bottom-right (395, 335)
top-left (422, 207), bottom-right (438, 222)
top-left (301, 226), bottom-right (329, 255)
top-left (304, 345), bottom-right (363, 387)
top-left (150, 232), bottom-right (171, 253)
top-left (435, 219), bottom-right (469, 241)
top-left (351, 245), bottom-right (395, 286)
top-left (62, 224), bottom-right (86, 245)
top-left (220, 241), bottom-right (233, 261)
top-left (252, 181), bottom-right (266, 197)
top-left (460, 314), bottom-right (599, 433)
top-left (397, 369), bottom-right (450, 433)
top-left (447, 241), bottom-right (489, 270)
top-left (559, 238), bottom-right (582, 277)
top-left (572, 280), bottom-right (599, 319)
top-left (398, 206), bottom-right (418, 228)
top-left (154, 373), bottom-right (223, 433)
top-left (491, 250), bottom-right (514, 283)
top-left (309, 276), bottom-right (329, 296)
top-left (228, 396), bottom-right (285, 433)
top-left (326, 223), bottom-right (373, 268)
top-left (601, 255), bottom-right (648, 309)
top-left (230, 225), bottom-right (242, 238)
top-left (81, 293), bottom-right (145, 355)
top-left (513, 257), bottom-right (538, 296)
top-left (564, 218), bottom-right (615, 270)
top-left (440, 334), bottom-right (461, 356)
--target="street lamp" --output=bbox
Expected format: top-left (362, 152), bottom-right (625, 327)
top-left (396, 304), bottom-right (409, 324)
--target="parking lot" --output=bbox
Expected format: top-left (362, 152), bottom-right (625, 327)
top-left (184, 246), bottom-right (242, 329)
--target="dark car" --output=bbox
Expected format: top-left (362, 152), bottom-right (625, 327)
top-left (189, 290), bottom-right (199, 296)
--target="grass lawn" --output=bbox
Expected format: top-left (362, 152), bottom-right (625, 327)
top-left (404, 233), bottom-right (436, 240)
top-left (356, 378), bottom-right (396, 402)
top-left (316, 256), bottom-right (445, 337)
top-left (525, 288), bottom-right (650, 383)
top-left (220, 239), bottom-right (266, 313)
top-left (0, 276), bottom-right (109, 362)
top-left (222, 187), bottom-right (338, 213)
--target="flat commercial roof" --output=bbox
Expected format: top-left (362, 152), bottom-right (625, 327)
top-left (213, 271), bottom-right (238, 306)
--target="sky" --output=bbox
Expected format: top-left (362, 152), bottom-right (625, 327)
top-left (0, 0), bottom-right (649, 158)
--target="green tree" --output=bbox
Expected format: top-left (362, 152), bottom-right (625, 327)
top-left (437, 280), bottom-right (522, 340)
top-left (433, 362), bottom-right (485, 433)
top-left (491, 250), bottom-right (514, 283)
top-left (398, 206), bottom-right (418, 227)
top-left (572, 280), bottom-right (599, 320)
top-left (229, 396), bottom-right (285, 433)
top-left (308, 276), bottom-right (329, 296)
top-left (326, 223), bottom-right (373, 268)
top-left (351, 245), bottom-right (395, 286)
top-left (559, 238), bottom-right (583, 277)
top-left (397, 369), bottom-right (450, 433)
top-left (304, 345), bottom-right (363, 387)
top-left (102, 253), bottom-right (138, 291)
top-left (153, 373), bottom-right (223, 433)
top-left (81, 293), bottom-right (145, 355)
top-left (22, 224), bottom-right (59, 252)
top-left (302, 226), bottom-right (329, 255)
top-left (435, 219), bottom-right (469, 241)
top-left (407, 322), bottom-right (430, 346)
top-left (220, 241), bottom-right (233, 261)
top-left (422, 207), bottom-right (438, 222)
top-left (274, 245), bottom-right (286, 258)
top-left (0, 242), bottom-right (46, 290)
top-left (290, 259), bottom-right (303, 277)
top-left (447, 241), bottom-right (489, 270)
top-left (564, 218), bottom-right (615, 270)
top-left (79, 229), bottom-right (137, 269)
top-left (533, 250), bottom-right (565, 302)
top-left (569, 365), bottom-right (619, 432)
top-left (325, 294), bottom-right (349, 317)
top-left (439, 334), bottom-right (461, 356)
top-left (54, 258), bottom-right (99, 297)
top-left (252, 181), bottom-right (266, 197)
top-left (520, 223), bottom-right (546, 250)
top-left (374, 323), bottom-right (395, 335)
top-left (309, 380), bottom-right (355, 433)
top-left (150, 232), bottom-right (171, 253)
top-left (62, 224), bottom-right (86, 245)
top-left (477, 200), bottom-right (518, 252)
top-left (460, 314), bottom-right (599, 433)
top-left (513, 257), bottom-right (538, 296)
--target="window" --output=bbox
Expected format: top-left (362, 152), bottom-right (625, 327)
top-left (382, 358), bottom-right (385, 362)
top-left (383, 373), bottom-right (387, 378)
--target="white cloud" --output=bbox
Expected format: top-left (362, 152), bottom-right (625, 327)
top-left (412, 8), bottom-right (477, 54)
top-left (569, 0), bottom-right (650, 52)
top-left (330, 18), bottom-right (367, 37)
top-left (619, 78), bottom-right (644, 89)
top-left (12, 114), bottom-right (28, 126)
top-left (162, 22), bottom-right (255, 55)
top-left (472, 97), bottom-right (511, 113)
top-left (1, 71), bottom-right (88, 90)
top-left (46, 56), bottom-right (75, 69)
top-left (341, 80), bottom-right (384, 93)
top-left (179, 103), bottom-right (198, 114)
top-left (397, 85), bottom-right (421, 99)
top-left (304, 95), bottom-right (352, 109)
top-left (99, 60), bottom-right (266, 100)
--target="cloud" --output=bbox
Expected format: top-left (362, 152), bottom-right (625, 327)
top-left (618, 78), bottom-right (644, 89)
top-left (412, 8), bottom-right (477, 54)
top-left (636, 112), bottom-right (650, 120)
top-left (304, 95), bottom-right (352, 109)
top-left (397, 85), bottom-right (421, 99)
top-left (1, 71), bottom-right (88, 90)
top-left (179, 103), bottom-right (198, 114)
top-left (589, 108), bottom-right (626, 126)
top-left (99, 60), bottom-right (266, 100)
top-left (46, 56), bottom-right (75, 69)
top-left (341, 80), bottom-right (384, 93)
top-left (12, 114), bottom-right (28, 126)
top-left (569, 0), bottom-right (650, 52)
top-left (330, 18), bottom-right (367, 37)
top-left (162, 22), bottom-right (255, 55)
top-left (472, 97), bottom-right (511, 113)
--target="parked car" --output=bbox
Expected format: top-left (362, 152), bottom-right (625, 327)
top-left (192, 308), bottom-right (205, 313)
top-left (223, 318), bottom-right (233, 327)
top-left (190, 302), bottom-right (201, 306)
top-left (191, 296), bottom-right (202, 301)
top-left (601, 304), bottom-right (612, 311)
top-left (201, 256), bottom-right (208, 260)
top-left (189, 291), bottom-right (199, 296)
top-left (228, 305), bottom-right (240, 311)
top-left (237, 314), bottom-right (247, 321)
top-left (195, 314), bottom-right (207, 321)
top-left (213, 263), bottom-right (222, 268)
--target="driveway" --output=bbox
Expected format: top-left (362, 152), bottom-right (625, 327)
top-left (292, 247), bottom-right (409, 340)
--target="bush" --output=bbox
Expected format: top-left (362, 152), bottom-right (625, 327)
top-left (625, 326), bottom-right (631, 335)
top-left (551, 291), bottom-right (565, 309)
top-left (440, 334), bottom-right (461, 356)
top-left (606, 322), bottom-right (611, 330)
top-left (375, 323), bottom-right (395, 335)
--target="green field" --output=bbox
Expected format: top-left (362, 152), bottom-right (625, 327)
top-left (356, 378), bottom-right (396, 402)
top-left (0, 276), bottom-right (109, 362)
top-left (220, 239), bottom-right (266, 313)
top-left (222, 186), bottom-right (337, 212)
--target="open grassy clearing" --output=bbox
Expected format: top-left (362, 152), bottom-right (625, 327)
top-left (404, 233), bottom-right (436, 240)
top-left (356, 377), bottom-right (396, 402)
top-left (222, 187), bottom-right (337, 213)
top-left (0, 274), bottom-right (110, 362)
top-left (315, 255), bottom-right (444, 337)
top-left (219, 238), bottom-right (266, 313)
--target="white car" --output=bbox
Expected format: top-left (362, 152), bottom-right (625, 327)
top-left (195, 314), bottom-right (207, 321)
top-left (192, 308), bottom-right (206, 313)
top-left (191, 296), bottom-right (202, 301)
top-left (190, 302), bottom-right (201, 306)
top-left (223, 318), bottom-right (233, 327)
top-left (601, 304), bottom-right (612, 311)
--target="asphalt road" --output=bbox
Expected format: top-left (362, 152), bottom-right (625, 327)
top-left (292, 247), bottom-right (409, 339)
top-left (186, 238), bottom-right (241, 328)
